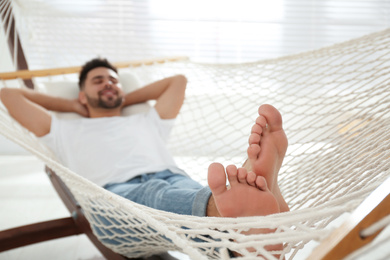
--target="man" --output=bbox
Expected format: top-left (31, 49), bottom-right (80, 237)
top-left (1, 58), bottom-right (289, 255)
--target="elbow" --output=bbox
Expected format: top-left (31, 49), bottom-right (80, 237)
top-left (174, 74), bottom-right (187, 91)
top-left (176, 74), bottom-right (187, 83)
top-left (0, 88), bottom-right (22, 107)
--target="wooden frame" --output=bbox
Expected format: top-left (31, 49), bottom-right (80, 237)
top-left (0, 56), bottom-right (188, 81)
top-left (307, 176), bottom-right (390, 260)
top-left (0, 167), bottom-right (129, 260)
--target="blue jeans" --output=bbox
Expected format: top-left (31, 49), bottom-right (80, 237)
top-left (94, 170), bottom-right (222, 255)
top-left (103, 170), bottom-right (212, 216)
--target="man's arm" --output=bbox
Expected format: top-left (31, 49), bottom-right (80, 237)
top-left (122, 75), bottom-right (187, 119)
top-left (0, 88), bottom-right (88, 137)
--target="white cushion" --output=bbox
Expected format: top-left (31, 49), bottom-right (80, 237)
top-left (35, 70), bottom-right (150, 119)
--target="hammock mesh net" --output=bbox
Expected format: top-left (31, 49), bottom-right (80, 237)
top-left (1, 3), bottom-right (390, 258)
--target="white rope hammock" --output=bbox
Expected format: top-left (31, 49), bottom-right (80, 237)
top-left (0, 28), bottom-right (390, 259)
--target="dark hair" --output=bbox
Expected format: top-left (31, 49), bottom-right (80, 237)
top-left (78, 58), bottom-right (118, 89)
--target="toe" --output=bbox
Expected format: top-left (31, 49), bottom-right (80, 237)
top-left (251, 123), bottom-right (263, 135)
top-left (208, 163), bottom-right (227, 196)
top-left (258, 104), bottom-right (283, 132)
top-left (226, 165), bottom-right (239, 186)
top-left (237, 168), bottom-right (247, 183)
top-left (255, 176), bottom-right (268, 191)
top-left (256, 116), bottom-right (267, 128)
top-left (246, 171), bottom-right (257, 187)
top-left (247, 143), bottom-right (261, 160)
top-left (248, 133), bottom-right (261, 145)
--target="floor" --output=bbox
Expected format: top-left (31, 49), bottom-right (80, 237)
top-left (0, 155), bottom-right (106, 260)
top-left (1, 155), bottom-right (390, 260)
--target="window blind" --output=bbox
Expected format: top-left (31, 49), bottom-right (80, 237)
top-left (5, 0), bottom-right (390, 69)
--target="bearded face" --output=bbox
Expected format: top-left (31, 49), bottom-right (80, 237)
top-left (85, 87), bottom-right (124, 109)
top-left (81, 67), bottom-right (125, 111)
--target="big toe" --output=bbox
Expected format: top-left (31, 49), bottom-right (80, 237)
top-left (208, 163), bottom-right (227, 196)
top-left (258, 104), bottom-right (283, 132)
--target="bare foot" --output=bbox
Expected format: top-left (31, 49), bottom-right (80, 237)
top-left (207, 163), bottom-right (279, 218)
top-left (244, 104), bottom-right (290, 212)
top-left (207, 163), bottom-right (283, 258)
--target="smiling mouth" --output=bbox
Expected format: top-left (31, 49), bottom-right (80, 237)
top-left (99, 89), bottom-right (118, 97)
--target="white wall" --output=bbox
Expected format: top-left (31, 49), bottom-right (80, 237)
top-left (0, 30), bottom-right (13, 72)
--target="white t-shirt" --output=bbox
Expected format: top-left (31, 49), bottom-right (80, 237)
top-left (39, 108), bottom-right (186, 186)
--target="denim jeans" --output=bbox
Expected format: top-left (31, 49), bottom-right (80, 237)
top-left (94, 171), bottom-right (223, 255)
top-left (103, 170), bottom-right (212, 216)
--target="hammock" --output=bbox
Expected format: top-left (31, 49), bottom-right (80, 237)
top-left (0, 29), bottom-right (390, 259)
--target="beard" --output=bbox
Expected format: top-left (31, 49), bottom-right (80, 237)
top-left (85, 91), bottom-right (124, 109)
